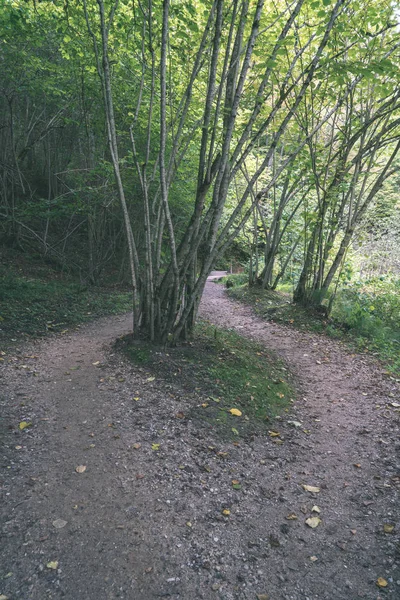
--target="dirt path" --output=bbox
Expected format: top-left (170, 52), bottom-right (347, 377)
top-left (1, 283), bottom-right (399, 600)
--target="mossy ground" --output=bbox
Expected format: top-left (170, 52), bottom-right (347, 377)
top-left (0, 259), bottom-right (132, 342)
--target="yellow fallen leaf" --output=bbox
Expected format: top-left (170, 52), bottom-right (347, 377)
top-left (383, 524), bottom-right (394, 533)
top-left (286, 513), bottom-right (298, 520)
top-left (146, 377), bottom-right (155, 382)
top-left (186, 521), bottom-right (192, 527)
top-left (201, 403), bottom-right (209, 408)
top-left (46, 561), bottom-right (59, 570)
top-left (222, 509), bottom-right (230, 516)
top-left (151, 443), bottom-right (160, 451)
top-left (19, 421), bottom-right (32, 431)
top-left (229, 408), bottom-right (242, 416)
top-left (75, 465), bottom-right (87, 473)
top-left (311, 505), bottom-right (321, 513)
top-left (302, 485), bottom-right (320, 493)
top-left (305, 517), bottom-right (321, 528)
top-left (376, 577), bottom-right (388, 588)
top-left (231, 427), bottom-right (239, 435)
top-left (268, 431), bottom-right (280, 437)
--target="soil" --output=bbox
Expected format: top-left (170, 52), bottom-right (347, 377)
top-left (1, 281), bottom-right (399, 600)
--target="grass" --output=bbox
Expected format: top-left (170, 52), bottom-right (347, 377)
top-left (228, 282), bottom-right (400, 377)
top-left (0, 265), bottom-right (132, 341)
top-left (118, 321), bottom-right (295, 439)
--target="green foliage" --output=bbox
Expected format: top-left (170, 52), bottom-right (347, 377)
top-left (221, 273), bottom-right (248, 288)
top-left (0, 266), bottom-right (132, 340)
top-left (332, 278), bottom-right (400, 373)
top-left (119, 321), bottom-right (294, 438)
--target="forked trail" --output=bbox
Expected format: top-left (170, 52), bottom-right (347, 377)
top-left (0, 282), bottom-right (399, 600)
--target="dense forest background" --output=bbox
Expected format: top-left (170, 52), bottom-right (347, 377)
top-left (1, 0), bottom-right (399, 347)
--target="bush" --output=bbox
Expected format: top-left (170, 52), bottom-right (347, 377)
top-left (222, 273), bottom-right (248, 288)
top-left (332, 277), bottom-right (400, 373)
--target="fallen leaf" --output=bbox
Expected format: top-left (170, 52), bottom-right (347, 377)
top-left (350, 529), bottom-right (356, 535)
top-left (231, 427), bottom-right (239, 435)
top-left (52, 519), bottom-right (67, 529)
top-left (75, 465), bottom-right (87, 473)
top-left (302, 485), bottom-right (320, 493)
top-left (353, 463), bottom-right (361, 468)
top-left (268, 431), bottom-right (280, 437)
top-left (0, 595), bottom-right (9, 600)
top-left (222, 509), bottom-right (230, 516)
top-left (201, 403), bottom-right (209, 408)
top-left (376, 577), bottom-right (388, 588)
top-left (92, 361), bottom-right (100, 366)
top-left (311, 505), bottom-right (321, 513)
top-left (383, 524), bottom-right (394, 533)
top-left (151, 443), bottom-right (160, 451)
top-left (46, 561), bottom-right (59, 570)
top-left (132, 443), bottom-right (141, 449)
top-left (305, 517), bottom-right (321, 528)
top-left (19, 421), bottom-right (32, 431)
top-left (310, 556), bottom-right (318, 562)
top-left (186, 521), bottom-right (192, 527)
top-left (256, 595), bottom-right (269, 600)
top-left (286, 513), bottom-right (298, 520)
top-left (232, 483), bottom-right (241, 490)
top-left (229, 408), bottom-right (242, 416)
top-left (146, 377), bottom-right (155, 382)
top-left (15, 445), bottom-right (22, 450)
top-left (287, 420), bottom-right (302, 428)
top-left (390, 402), bottom-right (400, 408)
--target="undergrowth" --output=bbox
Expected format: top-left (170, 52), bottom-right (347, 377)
top-left (118, 321), bottom-right (294, 439)
top-left (0, 265), bottom-right (132, 341)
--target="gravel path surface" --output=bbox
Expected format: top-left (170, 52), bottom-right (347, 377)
top-left (1, 282), bottom-right (399, 600)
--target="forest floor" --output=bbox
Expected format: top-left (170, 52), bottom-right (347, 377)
top-left (1, 282), bottom-right (399, 600)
